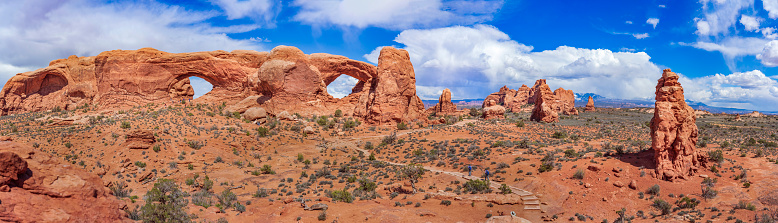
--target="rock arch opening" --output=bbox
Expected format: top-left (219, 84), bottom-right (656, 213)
top-left (326, 74), bottom-right (359, 99)
top-left (188, 76), bottom-right (213, 99)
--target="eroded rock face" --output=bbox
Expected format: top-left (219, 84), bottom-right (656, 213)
top-left (482, 99), bottom-right (506, 120)
top-left (0, 141), bottom-right (128, 222)
top-left (553, 88), bottom-right (578, 115)
top-left (0, 151), bottom-right (26, 185)
top-left (125, 129), bottom-right (156, 149)
top-left (0, 46), bottom-right (427, 125)
top-left (360, 47), bottom-right (425, 125)
top-left (585, 96), bottom-right (595, 112)
top-left (530, 80), bottom-right (559, 123)
top-left (651, 69), bottom-right (706, 181)
top-left (429, 88), bottom-right (457, 115)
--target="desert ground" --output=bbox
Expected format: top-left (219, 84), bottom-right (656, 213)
top-left (1, 101), bottom-right (776, 223)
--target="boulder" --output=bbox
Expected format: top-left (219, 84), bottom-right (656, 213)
top-left (304, 203), bottom-right (328, 211)
top-left (482, 99), bottom-right (506, 120)
top-left (585, 96), bottom-right (595, 112)
top-left (124, 129), bottom-right (156, 149)
top-left (242, 107), bottom-right (267, 121)
top-left (628, 180), bottom-right (637, 190)
top-left (303, 126), bottom-right (315, 134)
top-left (530, 80), bottom-right (559, 123)
top-left (0, 141), bottom-right (128, 222)
top-left (651, 69), bottom-right (706, 181)
top-left (0, 151), bottom-right (27, 186)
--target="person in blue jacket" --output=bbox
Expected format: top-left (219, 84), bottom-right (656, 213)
top-left (468, 165), bottom-right (472, 176)
top-left (485, 169), bottom-right (490, 181)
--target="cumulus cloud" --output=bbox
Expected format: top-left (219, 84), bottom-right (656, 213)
top-left (326, 75), bottom-right (359, 98)
top-left (646, 18), bottom-right (659, 29)
top-left (764, 0), bottom-right (778, 19)
top-left (659, 5), bottom-right (667, 8)
top-left (757, 40), bottom-right (778, 66)
top-left (683, 70), bottom-right (778, 110)
top-left (365, 25), bottom-right (661, 100)
top-left (0, 0), bottom-right (261, 85)
top-left (210, 0), bottom-right (278, 25)
top-left (292, 0), bottom-right (503, 30)
top-left (739, 15), bottom-right (761, 31)
top-left (625, 21), bottom-right (633, 24)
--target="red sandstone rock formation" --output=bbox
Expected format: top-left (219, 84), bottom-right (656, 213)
top-left (124, 129), bottom-right (156, 149)
top-left (0, 46), bottom-right (425, 125)
top-left (429, 88), bottom-right (457, 115)
top-left (482, 99), bottom-right (506, 120)
top-left (585, 96), bottom-right (595, 111)
top-left (553, 88), bottom-right (578, 115)
top-left (530, 80), bottom-right (559, 123)
top-left (651, 69), bottom-right (706, 181)
top-left (0, 141), bottom-right (128, 222)
top-left (360, 47), bottom-right (425, 125)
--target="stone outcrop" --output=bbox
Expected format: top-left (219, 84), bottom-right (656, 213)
top-left (484, 80), bottom-right (578, 115)
top-left (0, 46), bottom-right (425, 125)
top-left (124, 129), bottom-right (156, 149)
top-left (482, 99), bottom-right (506, 120)
top-left (0, 141), bottom-right (128, 222)
top-left (242, 107), bottom-right (267, 121)
top-left (744, 111), bottom-right (766, 117)
top-left (650, 69), bottom-right (706, 181)
top-left (429, 88), bottom-right (457, 115)
top-left (359, 47), bottom-right (425, 125)
top-left (585, 96), bottom-right (595, 111)
top-left (530, 80), bottom-right (559, 123)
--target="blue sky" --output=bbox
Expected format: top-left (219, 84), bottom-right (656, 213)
top-left (3, 0), bottom-right (778, 111)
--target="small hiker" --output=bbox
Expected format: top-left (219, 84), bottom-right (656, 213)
top-left (485, 169), bottom-right (490, 181)
top-left (468, 165), bottom-right (473, 176)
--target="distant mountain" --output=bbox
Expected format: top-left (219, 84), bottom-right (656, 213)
top-left (574, 93), bottom-right (605, 101)
top-left (424, 94), bottom-right (778, 115)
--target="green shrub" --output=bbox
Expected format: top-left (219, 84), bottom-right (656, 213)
top-left (735, 200), bottom-right (756, 211)
top-left (109, 181), bottom-right (132, 198)
top-left (440, 200), bottom-right (452, 206)
top-left (256, 127), bottom-right (269, 137)
top-left (652, 199), bottom-right (671, 215)
top-left (397, 122), bottom-right (408, 130)
top-left (709, 149), bottom-right (724, 163)
top-left (572, 169), bottom-right (585, 179)
top-left (646, 184), bottom-right (660, 196)
top-left (187, 140), bottom-right (204, 150)
top-left (334, 109), bottom-right (343, 117)
top-left (499, 184), bottom-right (512, 194)
top-left (260, 165), bottom-right (275, 174)
top-left (463, 179), bottom-right (491, 194)
top-left (318, 210), bottom-right (327, 221)
top-left (676, 197), bottom-right (699, 209)
top-left (135, 161), bottom-right (146, 168)
top-left (121, 121), bottom-right (131, 129)
top-left (140, 179), bottom-right (190, 222)
top-left (552, 131), bottom-right (567, 139)
top-left (329, 189), bottom-right (354, 203)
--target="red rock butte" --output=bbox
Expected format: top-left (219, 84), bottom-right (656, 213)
top-left (0, 46), bottom-right (425, 125)
top-left (650, 69), bottom-right (707, 181)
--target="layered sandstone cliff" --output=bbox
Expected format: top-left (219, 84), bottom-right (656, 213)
top-left (0, 46), bottom-right (425, 125)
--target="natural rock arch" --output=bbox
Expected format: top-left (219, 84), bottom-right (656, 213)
top-left (0, 46), bottom-right (426, 125)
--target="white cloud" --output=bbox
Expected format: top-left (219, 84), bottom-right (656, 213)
top-left (625, 21), bottom-right (633, 24)
top-left (365, 25), bottom-right (661, 100)
top-left (210, 0), bottom-right (277, 24)
top-left (633, 33), bottom-right (650, 39)
top-left (683, 37), bottom-right (768, 69)
top-left (646, 18), bottom-right (659, 29)
top-left (757, 40), bottom-right (778, 66)
top-left (761, 27), bottom-right (778, 39)
top-left (739, 15), bottom-right (761, 31)
top-left (659, 5), bottom-right (667, 8)
top-left (694, 0), bottom-right (754, 36)
top-left (683, 70), bottom-right (778, 110)
top-left (764, 0), bottom-right (778, 19)
top-left (292, 0), bottom-right (503, 30)
top-left (0, 0), bottom-right (261, 85)
top-left (326, 75), bottom-right (359, 98)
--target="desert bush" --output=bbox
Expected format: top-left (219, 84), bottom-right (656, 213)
top-left (397, 122), bottom-right (408, 130)
top-left (499, 184), bottom-right (512, 194)
top-left (121, 121), bottom-right (131, 129)
top-left (463, 179), bottom-right (491, 194)
top-left (646, 184), bottom-right (660, 196)
top-left (652, 199), bottom-right (671, 215)
top-left (192, 190), bottom-right (213, 208)
top-left (396, 164), bottom-right (425, 193)
top-left (440, 200), bottom-right (452, 206)
top-left (109, 181), bottom-right (132, 198)
top-left (709, 149), bottom-right (724, 163)
top-left (676, 197), bottom-right (699, 209)
top-left (256, 127), bottom-right (269, 137)
top-left (552, 131), bottom-right (567, 139)
top-left (328, 189), bottom-right (354, 203)
top-left (216, 189), bottom-right (237, 211)
top-left (735, 200), bottom-right (756, 211)
top-left (140, 179), bottom-right (190, 222)
top-left (260, 165), bottom-right (275, 174)
top-left (187, 140), bottom-right (204, 150)
top-left (701, 186), bottom-right (718, 200)
top-left (572, 169), bottom-right (585, 179)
